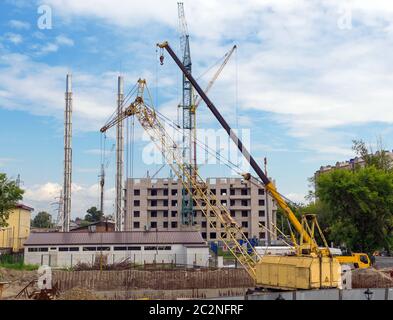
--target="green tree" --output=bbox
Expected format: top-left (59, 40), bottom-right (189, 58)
top-left (84, 207), bottom-right (103, 223)
top-left (352, 139), bottom-right (392, 172)
top-left (316, 166), bottom-right (393, 254)
top-left (0, 173), bottom-right (24, 227)
top-left (32, 211), bottom-right (53, 228)
top-left (276, 202), bottom-right (302, 236)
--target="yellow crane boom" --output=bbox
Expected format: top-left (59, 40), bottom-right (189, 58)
top-left (154, 41), bottom-right (374, 290)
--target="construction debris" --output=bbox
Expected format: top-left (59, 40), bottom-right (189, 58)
top-left (58, 287), bottom-right (101, 300)
top-left (352, 268), bottom-right (393, 288)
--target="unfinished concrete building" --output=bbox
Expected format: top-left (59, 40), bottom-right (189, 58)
top-left (124, 177), bottom-right (277, 243)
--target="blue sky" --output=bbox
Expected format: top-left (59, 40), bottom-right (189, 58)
top-left (2, 0), bottom-right (393, 218)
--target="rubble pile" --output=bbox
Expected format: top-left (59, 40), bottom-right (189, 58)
top-left (352, 268), bottom-right (393, 288)
top-left (58, 287), bottom-right (101, 300)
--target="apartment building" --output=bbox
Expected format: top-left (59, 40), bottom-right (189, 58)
top-left (0, 204), bottom-right (33, 253)
top-left (124, 177), bottom-right (277, 242)
top-left (314, 150), bottom-right (393, 180)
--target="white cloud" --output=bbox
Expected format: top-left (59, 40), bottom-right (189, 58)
top-left (285, 192), bottom-right (307, 204)
top-left (9, 19), bottom-right (30, 30)
top-left (35, 35), bottom-right (74, 55)
top-left (0, 52), bottom-right (177, 133)
top-left (24, 182), bottom-right (62, 203)
top-left (5, 33), bottom-right (23, 45)
top-left (13, 0), bottom-right (393, 158)
top-left (56, 35), bottom-right (74, 46)
top-left (24, 182), bottom-right (115, 219)
top-left (0, 53), bottom-right (117, 132)
top-left (38, 43), bottom-right (59, 54)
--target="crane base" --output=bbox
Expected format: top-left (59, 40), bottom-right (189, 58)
top-left (255, 255), bottom-right (341, 290)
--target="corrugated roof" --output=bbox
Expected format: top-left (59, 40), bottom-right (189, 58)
top-left (25, 231), bottom-right (206, 246)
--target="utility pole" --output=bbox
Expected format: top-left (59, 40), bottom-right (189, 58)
top-left (16, 174), bottom-right (21, 188)
top-left (55, 190), bottom-right (64, 229)
top-left (63, 74), bottom-right (73, 232)
top-left (115, 76), bottom-right (124, 231)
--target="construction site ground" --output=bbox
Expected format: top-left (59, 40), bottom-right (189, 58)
top-left (1, 266), bottom-right (393, 300)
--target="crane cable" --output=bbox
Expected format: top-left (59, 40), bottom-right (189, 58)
top-left (102, 83), bottom-right (138, 129)
top-left (195, 50), bottom-right (234, 82)
top-left (151, 104), bottom-right (302, 214)
top-left (144, 98), bottom-right (298, 208)
top-left (141, 84), bottom-right (243, 176)
top-left (122, 83), bottom-right (302, 222)
top-left (149, 104), bottom-right (245, 176)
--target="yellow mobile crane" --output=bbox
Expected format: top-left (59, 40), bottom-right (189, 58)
top-left (156, 41), bottom-right (370, 289)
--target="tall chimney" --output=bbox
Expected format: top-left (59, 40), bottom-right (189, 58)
top-left (63, 74), bottom-right (73, 232)
top-left (115, 76), bottom-right (124, 231)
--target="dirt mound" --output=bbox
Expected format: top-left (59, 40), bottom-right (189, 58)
top-left (352, 268), bottom-right (393, 288)
top-left (0, 268), bottom-right (38, 299)
top-left (0, 268), bottom-right (36, 284)
top-left (58, 287), bottom-right (101, 300)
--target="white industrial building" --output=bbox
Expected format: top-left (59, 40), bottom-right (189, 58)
top-left (24, 231), bottom-right (210, 268)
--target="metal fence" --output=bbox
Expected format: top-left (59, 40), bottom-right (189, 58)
top-left (0, 253), bottom-right (24, 265)
top-left (53, 268), bottom-right (254, 292)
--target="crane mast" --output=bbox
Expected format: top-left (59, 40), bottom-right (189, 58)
top-left (178, 2), bottom-right (196, 227)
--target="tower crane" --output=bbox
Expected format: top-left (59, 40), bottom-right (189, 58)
top-left (157, 41), bottom-right (370, 290)
top-left (178, 2), bottom-right (196, 227)
top-left (177, 3), bottom-right (237, 228)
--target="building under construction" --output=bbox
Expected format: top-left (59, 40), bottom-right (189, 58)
top-left (124, 177), bottom-right (277, 243)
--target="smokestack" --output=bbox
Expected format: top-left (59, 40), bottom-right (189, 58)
top-left (63, 73), bottom-right (73, 232)
top-left (115, 76), bottom-right (124, 231)
top-left (66, 74), bottom-right (72, 93)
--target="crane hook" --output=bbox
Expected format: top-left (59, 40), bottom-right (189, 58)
top-left (159, 48), bottom-right (165, 65)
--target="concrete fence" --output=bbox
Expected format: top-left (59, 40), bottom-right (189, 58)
top-left (53, 269), bottom-right (255, 292)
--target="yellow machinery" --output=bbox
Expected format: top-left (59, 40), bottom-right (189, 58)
top-left (336, 253), bottom-right (371, 269)
top-left (158, 41), bottom-right (371, 289)
top-left (256, 214), bottom-right (341, 290)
